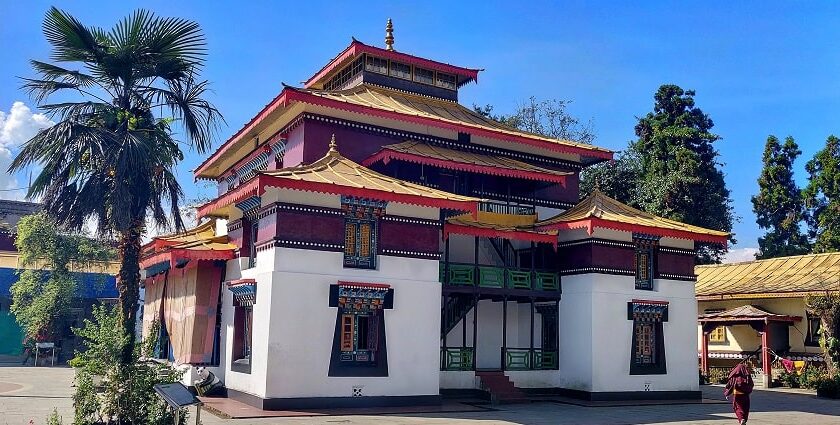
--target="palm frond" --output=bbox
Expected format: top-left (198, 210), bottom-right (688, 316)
top-left (42, 7), bottom-right (105, 63)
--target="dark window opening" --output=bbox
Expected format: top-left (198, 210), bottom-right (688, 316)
top-left (248, 219), bottom-right (258, 269)
top-left (365, 55), bottom-right (388, 74)
top-left (232, 305), bottom-right (253, 373)
top-left (633, 235), bottom-right (659, 290)
top-left (805, 314), bottom-right (822, 347)
top-left (628, 301), bottom-right (668, 375)
top-left (389, 61), bottom-right (411, 80)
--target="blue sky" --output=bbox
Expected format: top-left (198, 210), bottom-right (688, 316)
top-left (2, 1), bottom-right (840, 259)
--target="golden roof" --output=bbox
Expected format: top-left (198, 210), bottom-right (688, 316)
top-left (446, 211), bottom-right (557, 245)
top-left (696, 252), bottom-right (840, 300)
top-left (298, 85), bottom-right (612, 157)
top-left (141, 219), bottom-right (236, 268)
top-left (197, 139), bottom-right (481, 218)
top-left (698, 305), bottom-right (800, 322)
top-left (364, 141), bottom-right (571, 183)
top-left (536, 190), bottom-right (729, 244)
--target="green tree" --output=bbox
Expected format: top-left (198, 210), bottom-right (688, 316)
top-left (473, 97), bottom-right (596, 144)
top-left (632, 85), bottom-right (735, 263)
top-left (804, 135), bottom-right (840, 253)
top-left (10, 212), bottom-right (114, 342)
top-left (579, 149), bottom-right (642, 203)
top-left (751, 135), bottom-right (810, 259)
top-left (10, 8), bottom-right (221, 363)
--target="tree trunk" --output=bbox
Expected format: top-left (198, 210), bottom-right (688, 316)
top-left (117, 221), bottom-right (143, 365)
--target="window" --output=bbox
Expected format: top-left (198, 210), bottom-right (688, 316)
top-left (709, 326), bottom-right (727, 344)
top-left (365, 55), bottom-right (388, 74)
top-left (413, 67), bottom-right (435, 85)
top-left (329, 283), bottom-right (392, 377)
top-left (324, 57), bottom-right (364, 90)
top-left (248, 220), bottom-right (258, 269)
top-left (389, 61), bottom-right (412, 80)
top-left (806, 314), bottom-right (822, 347)
top-left (342, 197), bottom-right (385, 269)
top-left (435, 72), bottom-right (457, 90)
top-left (628, 301), bottom-right (668, 375)
top-left (633, 234), bottom-right (659, 290)
top-left (229, 281), bottom-right (256, 374)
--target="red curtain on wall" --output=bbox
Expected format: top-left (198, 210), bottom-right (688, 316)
top-left (141, 274), bottom-right (166, 341)
top-left (161, 262), bottom-right (222, 364)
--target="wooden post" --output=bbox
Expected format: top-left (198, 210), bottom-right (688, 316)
top-left (701, 329), bottom-right (710, 376)
top-left (444, 237), bottom-right (450, 286)
top-left (762, 318), bottom-right (771, 387)
top-left (529, 298), bottom-right (535, 370)
top-left (501, 296), bottom-right (507, 371)
top-left (474, 236), bottom-right (479, 287)
top-left (472, 296), bottom-right (478, 371)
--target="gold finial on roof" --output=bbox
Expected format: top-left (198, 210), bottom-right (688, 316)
top-left (385, 18), bottom-right (395, 51)
top-left (328, 134), bottom-right (338, 153)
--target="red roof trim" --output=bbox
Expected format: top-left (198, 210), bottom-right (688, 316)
top-left (304, 40), bottom-right (480, 89)
top-left (227, 278), bottom-right (256, 287)
top-left (537, 217), bottom-right (728, 245)
top-left (139, 249), bottom-right (235, 270)
top-left (363, 148), bottom-right (567, 185)
top-left (197, 174), bottom-right (479, 219)
top-left (194, 91), bottom-right (290, 177)
top-left (337, 281), bottom-right (391, 289)
top-left (444, 222), bottom-right (557, 247)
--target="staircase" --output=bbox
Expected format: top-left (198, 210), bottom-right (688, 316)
top-left (441, 295), bottom-right (475, 339)
top-left (475, 371), bottom-right (529, 404)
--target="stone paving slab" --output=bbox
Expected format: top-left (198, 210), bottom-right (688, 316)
top-left (1, 366), bottom-right (838, 425)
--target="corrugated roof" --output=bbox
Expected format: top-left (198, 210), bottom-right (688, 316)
top-left (297, 85), bottom-right (612, 157)
top-left (363, 141), bottom-right (571, 184)
top-left (536, 190), bottom-right (729, 243)
top-left (698, 305), bottom-right (800, 323)
top-left (197, 139), bottom-right (481, 218)
top-left (696, 252), bottom-right (840, 299)
top-left (141, 220), bottom-right (236, 269)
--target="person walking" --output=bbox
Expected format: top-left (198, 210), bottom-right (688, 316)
top-left (724, 363), bottom-right (754, 425)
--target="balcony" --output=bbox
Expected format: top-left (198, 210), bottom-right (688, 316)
top-left (478, 200), bottom-right (535, 216)
top-left (440, 263), bottom-right (559, 291)
top-left (440, 347), bottom-right (474, 371)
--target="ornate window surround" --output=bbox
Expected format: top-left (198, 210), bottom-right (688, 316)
top-left (628, 300), bottom-right (668, 375)
top-left (633, 234), bottom-right (660, 290)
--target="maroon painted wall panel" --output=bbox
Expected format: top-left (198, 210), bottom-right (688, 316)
top-left (592, 244), bottom-right (634, 270)
top-left (275, 210), bottom-right (345, 246)
top-left (657, 252), bottom-right (695, 277)
top-left (379, 220), bottom-right (439, 254)
top-left (227, 220), bottom-right (246, 256)
top-left (256, 211), bottom-right (278, 245)
top-left (302, 118), bottom-right (400, 164)
top-left (558, 243), bottom-right (593, 271)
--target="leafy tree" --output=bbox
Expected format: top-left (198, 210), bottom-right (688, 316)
top-left (10, 8), bottom-right (221, 364)
top-left (751, 136), bottom-right (810, 259)
top-left (579, 149), bottom-right (642, 203)
top-left (10, 212), bottom-right (114, 342)
top-left (70, 306), bottom-right (185, 425)
top-left (806, 293), bottom-right (840, 376)
top-left (632, 85), bottom-right (735, 263)
top-left (474, 97), bottom-right (596, 144)
top-left (804, 135), bottom-right (840, 253)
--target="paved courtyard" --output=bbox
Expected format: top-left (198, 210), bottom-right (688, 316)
top-left (0, 366), bottom-right (837, 425)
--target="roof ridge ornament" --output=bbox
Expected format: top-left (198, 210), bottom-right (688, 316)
top-left (328, 134), bottom-right (338, 153)
top-left (385, 18), bottom-right (395, 51)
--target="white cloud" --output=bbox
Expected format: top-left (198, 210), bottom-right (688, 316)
top-left (723, 247), bottom-right (759, 263)
top-left (0, 102), bottom-right (54, 199)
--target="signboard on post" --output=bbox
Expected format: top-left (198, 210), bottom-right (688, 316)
top-left (153, 382), bottom-right (202, 424)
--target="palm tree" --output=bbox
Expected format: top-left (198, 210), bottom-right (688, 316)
top-left (10, 7), bottom-right (221, 364)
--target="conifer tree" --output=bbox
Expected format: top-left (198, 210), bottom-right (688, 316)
top-left (631, 85), bottom-right (735, 263)
top-left (751, 136), bottom-right (810, 259)
top-left (804, 135), bottom-right (840, 253)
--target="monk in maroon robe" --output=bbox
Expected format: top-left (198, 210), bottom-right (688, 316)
top-left (723, 363), bottom-right (754, 425)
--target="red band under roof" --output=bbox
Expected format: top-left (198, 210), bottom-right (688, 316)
top-left (444, 222), bottom-right (557, 247)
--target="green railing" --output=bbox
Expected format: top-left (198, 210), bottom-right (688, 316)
top-left (441, 262), bottom-right (559, 291)
top-left (441, 347), bottom-right (474, 371)
top-left (503, 348), bottom-right (559, 370)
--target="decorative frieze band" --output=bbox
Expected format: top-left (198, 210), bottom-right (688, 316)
top-left (256, 238), bottom-right (343, 252)
top-left (659, 246), bottom-right (696, 256)
top-left (657, 273), bottom-right (697, 282)
top-left (561, 267), bottom-right (635, 276)
top-left (381, 249), bottom-right (440, 259)
top-left (557, 238), bottom-right (635, 249)
top-left (262, 202), bottom-right (344, 217)
top-left (381, 215), bottom-right (440, 227)
top-left (303, 113), bottom-right (582, 170)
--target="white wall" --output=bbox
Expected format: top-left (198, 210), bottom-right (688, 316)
top-left (560, 273), bottom-right (699, 394)
top-left (222, 247), bottom-right (441, 400)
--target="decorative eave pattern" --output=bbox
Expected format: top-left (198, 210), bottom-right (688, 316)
top-left (698, 305), bottom-right (801, 323)
top-left (197, 143), bottom-right (481, 219)
top-left (536, 190), bottom-right (729, 245)
top-left (444, 213), bottom-right (557, 246)
top-left (304, 40), bottom-right (481, 89)
top-left (696, 251), bottom-right (840, 298)
top-left (363, 141), bottom-right (570, 184)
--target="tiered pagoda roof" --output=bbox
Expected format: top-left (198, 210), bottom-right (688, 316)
top-left (140, 220), bottom-right (236, 270)
top-left (696, 252), bottom-right (840, 300)
top-left (536, 190), bottom-right (729, 244)
top-left (198, 138), bottom-right (482, 218)
top-left (363, 141), bottom-right (571, 184)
